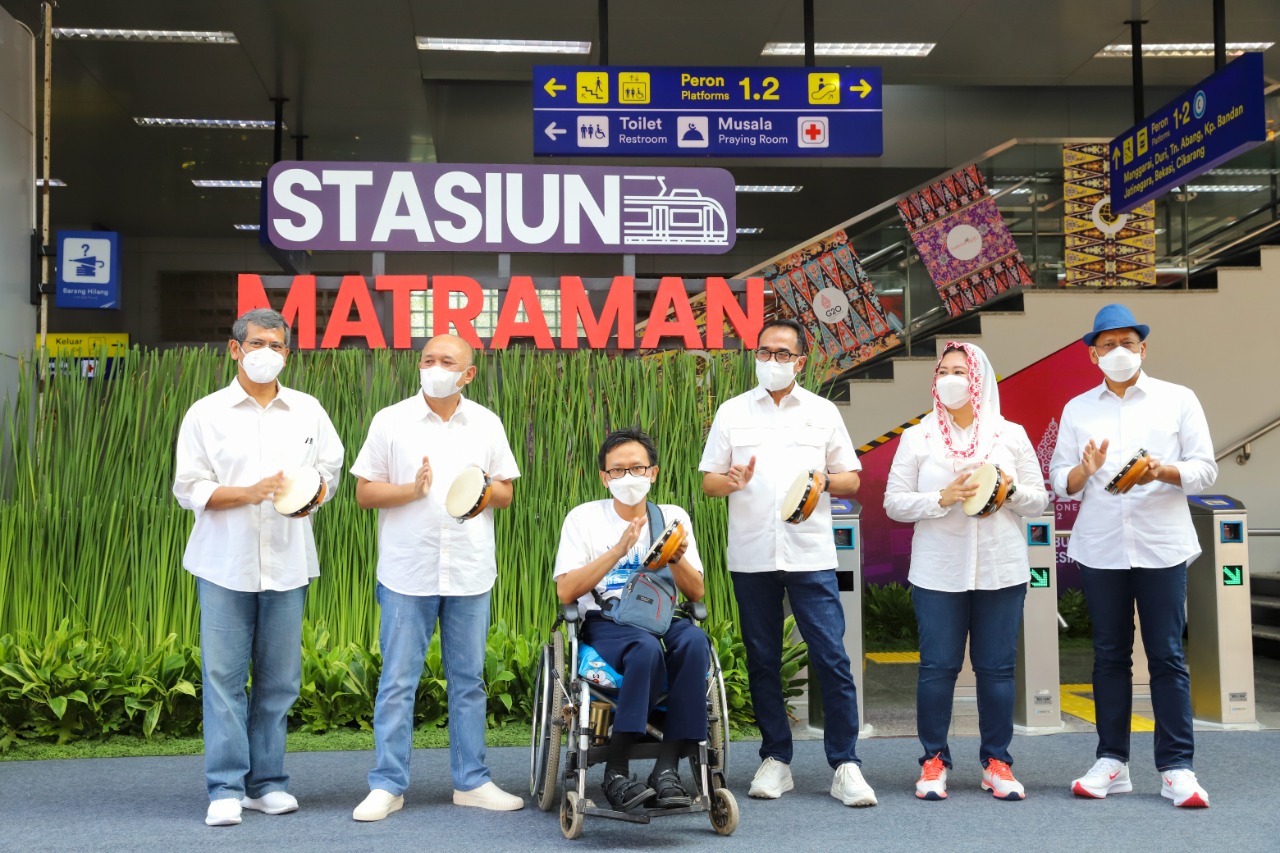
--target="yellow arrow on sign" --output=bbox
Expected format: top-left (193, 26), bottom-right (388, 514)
top-left (849, 78), bottom-right (873, 99)
top-left (544, 78), bottom-right (567, 97)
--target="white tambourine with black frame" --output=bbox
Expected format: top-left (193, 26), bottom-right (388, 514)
top-left (781, 470), bottom-right (824, 525)
top-left (445, 466), bottom-right (493, 523)
top-left (642, 519), bottom-right (687, 570)
top-left (961, 463), bottom-right (1016, 518)
top-left (273, 467), bottom-right (327, 518)
top-left (1105, 448), bottom-right (1149, 496)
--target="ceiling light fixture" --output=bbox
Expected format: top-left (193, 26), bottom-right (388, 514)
top-left (736, 227), bottom-right (764, 235)
top-left (192, 179), bottom-right (260, 188)
top-left (136, 117), bottom-right (278, 130)
top-left (1096, 42), bottom-right (1272, 58)
top-left (36, 178), bottom-right (66, 187)
top-left (417, 37), bottom-right (591, 54)
top-left (735, 185), bottom-right (802, 193)
top-left (234, 224), bottom-right (262, 231)
top-left (53, 28), bottom-right (238, 44)
top-left (1185, 184), bottom-right (1265, 192)
top-left (762, 42), bottom-right (934, 57)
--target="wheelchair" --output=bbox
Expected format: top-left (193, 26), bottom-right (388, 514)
top-left (529, 600), bottom-right (739, 839)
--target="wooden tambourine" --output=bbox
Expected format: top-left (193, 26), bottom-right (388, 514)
top-left (1105, 449), bottom-right (1149, 496)
top-left (961, 463), bottom-right (1014, 518)
top-left (445, 466), bottom-right (493, 522)
top-left (273, 468), bottom-right (326, 518)
top-left (781, 470), bottom-right (823, 525)
top-left (643, 519), bottom-right (687, 570)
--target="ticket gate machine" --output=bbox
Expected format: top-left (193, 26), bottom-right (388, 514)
top-left (1187, 495), bottom-right (1257, 727)
top-left (799, 499), bottom-right (868, 735)
top-left (954, 513), bottom-right (1063, 732)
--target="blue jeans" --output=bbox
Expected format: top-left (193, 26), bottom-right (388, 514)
top-left (1079, 563), bottom-right (1194, 771)
top-left (731, 570), bottom-right (860, 768)
top-left (369, 584), bottom-right (491, 795)
top-left (912, 583), bottom-right (1026, 769)
top-left (197, 578), bottom-right (306, 801)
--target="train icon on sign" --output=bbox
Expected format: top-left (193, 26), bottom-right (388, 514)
top-left (621, 176), bottom-right (730, 247)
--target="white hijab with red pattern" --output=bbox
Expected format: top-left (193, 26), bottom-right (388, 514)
top-left (922, 341), bottom-right (1004, 473)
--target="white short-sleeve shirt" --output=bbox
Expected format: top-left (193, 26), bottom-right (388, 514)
top-left (173, 379), bottom-right (344, 593)
top-left (553, 500), bottom-right (702, 613)
top-left (699, 384), bottom-right (860, 573)
top-left (349, 394), bottom-right (520, 596)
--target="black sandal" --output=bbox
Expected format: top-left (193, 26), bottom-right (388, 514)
top-left (647, 768), bottom-right (692, 808)
top-left (602, 770), bottom-right (655, 813)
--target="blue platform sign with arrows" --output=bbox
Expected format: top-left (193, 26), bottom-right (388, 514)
top-left (1109, 52), bottom-right (1266, 214)
top-left (533, 65), bottom-right (882, 157)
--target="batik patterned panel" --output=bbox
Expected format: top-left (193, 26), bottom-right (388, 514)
top-left (1063, 143), bottom-right (1157, 287)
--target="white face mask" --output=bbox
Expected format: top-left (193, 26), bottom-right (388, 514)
top-left (241, 347), bottom-right (285, 384)
top-left (607, 473), bottom-right (651, 506)
top-left (756, 359), bottom-right (797, 393)
top-left (420, 365), bottom-right (464, 399)
top-left (934, 374), bottom-right (971, 409)
top-left (1097, 347), bottom-right (1142, 382)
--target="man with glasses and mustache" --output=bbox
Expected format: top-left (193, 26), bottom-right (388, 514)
top-left (1050, 304), bottom-right (1217, 808)
top-left (174, 308), bottom-right (344, 826)
top-left (699, 317), bottom-right (876, 808)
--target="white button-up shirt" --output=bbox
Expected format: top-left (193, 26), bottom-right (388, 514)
top-left (349, 394), bottom-right (519, 597)
top-left (884, 415), bottom-right (1050, 592)
top-left (553, 501), bottom-right (703, 613)
top-left (173, 379), bottom-right (344, 593)
top-left (700, 384), bottom-right (860, 573)
top-left (1049, 372), bottom-right (1217, 570)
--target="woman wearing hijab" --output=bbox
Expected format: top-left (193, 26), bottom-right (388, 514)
top-left (884, 342), bottom-right (1049, 802)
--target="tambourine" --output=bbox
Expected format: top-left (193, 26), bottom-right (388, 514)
top-left (643, 519), bottom-right (687, 570)
top-left (961, 463), bottom-right (1013, 518)
top-left (781, 470), bottom-right (823, 525)
top-left (273, 467), bottom-right (326, 518)
top-left (445, 466), bottom-right (493, 522)
top-left (1105, 448), bottom-right (1149, 496)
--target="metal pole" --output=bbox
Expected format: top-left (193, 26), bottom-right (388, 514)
top-left (38, 1), bottom-right (53, 367)
top-left (1125, 19), bottom-right (1148, 123)
top-left (803, 0), bottom-right (816, 68)
top-left (271, 97), bottom-right (288, 164)
top-left (1213, 0), bottom-right (1226, 71)
top-left (598, 0), bottom-right (608, 66)
top-left (292, 134), bottom-right (307, 161)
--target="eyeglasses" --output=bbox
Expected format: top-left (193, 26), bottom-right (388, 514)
top-left (1093, 340), bottom-right (1142, 354)
top-left (603, 465), bottom-right (653, 480)
top-left (420, 355), bottom-right (468, 369)
top-left (754, 348), bottom-right (800, 364)
top-left (241, 338), bottom-right (287, 353)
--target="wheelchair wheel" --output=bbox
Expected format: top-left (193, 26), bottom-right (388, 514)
top-left (530, 632), bottom-right (566, 811)
top-left (560, 790), bottom-right (585, 840)
top-left (708, 787), bottom-right (739, 836)
top-left (709, 661), bottom-right (730, 774)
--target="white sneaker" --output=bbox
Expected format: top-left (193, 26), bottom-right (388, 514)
top-left (915, 754), bottom-right (947, 800)
top-left (831, 762), bottom-right (877, 807)
top-left (748, 757), bottom-right (794, 799)
top-left (241, 791), bottom-right (298, 815)
top-left (1071, 757), bottom-right (1132, 799)
top-left (1161, 769), bottom-right (1209, 808)
top-left (353, 789), bottom-right (404, 821)
top-left (205, 798), bottom-right (242, 826)
top-left (981, 760), bottom-right (1025, 801)
top-left (453, 781), bottom-right (525, 811)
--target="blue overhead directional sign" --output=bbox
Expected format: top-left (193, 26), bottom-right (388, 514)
top-left (533, 66), bottom-right (882, 157)
top-left (1110, 51), bottom-right (1266, 214)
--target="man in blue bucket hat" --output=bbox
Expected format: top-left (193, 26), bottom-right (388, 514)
top-left (1049, 304), bottom-right (1217, 808)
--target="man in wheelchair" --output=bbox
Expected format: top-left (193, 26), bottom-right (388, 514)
top-left (553, 428), bottom-right (710, 814)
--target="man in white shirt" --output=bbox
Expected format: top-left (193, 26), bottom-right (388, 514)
top-left (1049, 304), bottom-right (1217, 808)
top-left (700, 318), bottom-right (876, 808)
top-left (554, 427), bottom-right (708, 813)
top-left (350, 334), bottom-right (524, 821)
top-left (173, 308), bottom-right (344, 827)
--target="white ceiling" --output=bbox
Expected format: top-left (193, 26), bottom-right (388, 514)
top-left (4, 0), bottom-right (1278, 246)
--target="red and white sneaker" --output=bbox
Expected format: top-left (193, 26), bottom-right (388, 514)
top-left (1161, 769), bottom-right (1209, 808)
top-left (981, 759), bottom-right (1025, 801)
top-left (915, 754), bottom-right (947, 800)
top-left (1071, 758), bottom-right (1132, 799)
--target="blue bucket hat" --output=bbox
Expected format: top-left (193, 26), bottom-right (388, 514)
top-left (1083, 303), bottom-right (1149, 346)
